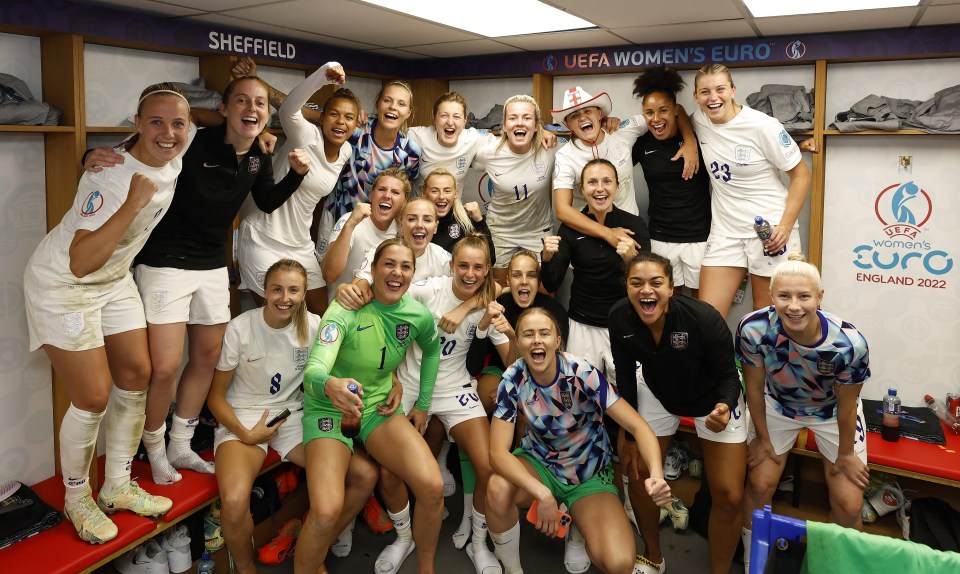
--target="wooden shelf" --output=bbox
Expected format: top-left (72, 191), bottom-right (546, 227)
top-left (85, 126), bottom-right (134, 133)
top-left (822, 128), bottom-right (953, 135)
top-left (0, 125), bottom-right (74, 133)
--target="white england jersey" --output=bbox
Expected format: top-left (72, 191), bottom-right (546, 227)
top-left (693, 105), bottom-right (802, 238)
top-left (216, 307), bottom-right (321, 410)
top-left (241, 63), bottom-right (351, 248)
top-left (355, 242), bottom-right (452, 284)
top-left (472, 139), bottom-right (555, 241)
top-left (325, 214), bottom-right (398, 301)
top-left (407, 126), bottom-right (492, 194)
top-left (552, 115), bottom-right (646, 215)
top-left (397, 276), bottom-right (507, 402)
top-left (25, 132), bottom-right (192, 298)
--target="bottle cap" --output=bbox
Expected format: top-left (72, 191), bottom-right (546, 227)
top-left (201, 550), bottom-right (211, 560)
top-left (924, 394), bottom-right (934, 402)
top-left (347, 382), bottom-right (359, 394)
top-left (755, 216), bottom-right (764, 224)
top-left (888, 388), bottom-right (897, 396)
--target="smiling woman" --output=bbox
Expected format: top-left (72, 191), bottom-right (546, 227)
top-left (21, 83), bottom-right (193, 544)
top-left (540, 158), bottom-right (650, 391)
top-left (299, 237), bottom-right (444, 574)
top-left (485, 306), bottom-right (672, 574)
top-left (317, 81), bottom-right (422, 261)
top-left (608, 250), bottom-right (746, 574)
top-left (471, 94), bottom-right (555, 285)
top-left (737, 253), bottom-right (870, 571)
top-left (321, 168), bottom-right (410, 302)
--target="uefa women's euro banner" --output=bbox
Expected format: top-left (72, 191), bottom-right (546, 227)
top-left (822, 137), bottom-right (959, 406)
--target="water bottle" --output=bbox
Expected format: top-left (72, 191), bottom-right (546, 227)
top-left (340, 383), bottom-right (361, 439)
top-left (753, 217), bottom-right (786, 256)
top-left (881, 388), bottom-right (901, 442)
top-left (198, 550), bottom-right (215, 573)
top-left (924, 394), bottom-right (960, 435)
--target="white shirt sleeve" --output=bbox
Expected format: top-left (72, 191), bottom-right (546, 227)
top-left (278, 62), bottom-right (340, 148)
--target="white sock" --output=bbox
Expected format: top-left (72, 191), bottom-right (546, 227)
top-left (388, 502), bottom-right (413, 545)
top-left (331, 520), bottom-right (355, 558)
top-left (60, 404), bottom-right (103, 503)
top-left (167, 414), bottom-right (213, 473)
top-left (490, 520), bottom-right (522, 574)
top-left (101, 387), bottom-right (146, 493)
top-left (742, 527), bottom-right (752, 569)
top-left (471, 507), bottom-right (489, 553)
top-left (142, 425), bottom-right (181, 484)
top-left (167, 413), bottom-right (197, 457)
top-left (438, 440), bottom-right (451, 467)
top-left (453, 493), bottom-right (474, 549)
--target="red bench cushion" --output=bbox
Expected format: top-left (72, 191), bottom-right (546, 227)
top-left (0, 471), bottom-right (156, 574)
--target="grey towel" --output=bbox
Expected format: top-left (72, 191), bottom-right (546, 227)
top-left (746, 84), bottom-right (813, 131)
top-left (0, 73), bottom-right (61, 126)
top-left (907, 84), bottom-right (960, 133)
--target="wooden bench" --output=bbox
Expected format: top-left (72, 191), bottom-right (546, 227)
top-left (0, 449), bottom-right (281, 574)
top-left (677, 416), bottom-right (960, 497)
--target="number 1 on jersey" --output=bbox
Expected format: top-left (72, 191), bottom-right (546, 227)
top-left (378, 346), bottom-right (386, 370)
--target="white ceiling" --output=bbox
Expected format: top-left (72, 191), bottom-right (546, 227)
top-left (75, 0), bottom-right (960, 60)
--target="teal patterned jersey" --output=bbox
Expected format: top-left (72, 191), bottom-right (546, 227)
top-left (737, 307), bottom-right (870, 421)
top-left (494, 352), bottom-right (620, 485)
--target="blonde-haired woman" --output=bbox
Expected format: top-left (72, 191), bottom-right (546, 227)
top-left (692, 63), bottom-right (814, 318)
top-left (421, 168), bottom-right (495, 264)
top-left (208, 259), bottom-right (378, 574)
top-left (737, 253), bottom-right (869, 570)
top-left (471, 95), bottom-right (556, 285)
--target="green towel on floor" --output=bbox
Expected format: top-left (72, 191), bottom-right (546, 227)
top-left (802, 521), bottom-right (960, 573)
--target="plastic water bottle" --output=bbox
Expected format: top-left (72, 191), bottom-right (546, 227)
top-left (198, 550), bottom-right (215, 573)
top-left (753, 217), bottom-right (786, 256)
top-left (924, 394), bottom-right (960, 435)
top-left (340, 383), bottom-right (361, 439)
top-left (882, 388), bottom-right (901, 442)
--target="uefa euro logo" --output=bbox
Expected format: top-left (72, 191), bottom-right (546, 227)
top-left (874, 181), bottom-right (932, 239)
top-left (786, 40), bottom-right (806, 60)
top-left (543, 54), bottom-right (558, 71)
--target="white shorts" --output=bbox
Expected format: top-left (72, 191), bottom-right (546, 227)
top-left (236, 222), bottom-right (325, 297)
top-left (134, 265), bottom-right (231, 325)
top-left (637, 379), bottom-right (748, 444)
top-left (747, 395), bottom-right (867, 464)
top-left (26, 274), bottom-right (146, 352)
top-left (491, 231), bottom-right (549, 269)
top-left (214, 407), bottom-right (304, 461)
top-left (429, 391), bottom-right (487, 440)
top-left (701, 230), bottom-right (802, 278)
top-left (650, 240), bottom-right (707, 289)
top-left (567, 319), bottom-right (616, 388)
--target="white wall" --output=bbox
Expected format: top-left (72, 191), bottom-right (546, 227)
top-left (0, 34), bottom-right (54, 487)
top-left (84, 44), bottom-right (199, 126)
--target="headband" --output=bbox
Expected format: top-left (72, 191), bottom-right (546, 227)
top-left (137, 89), bottom-right (190, 110)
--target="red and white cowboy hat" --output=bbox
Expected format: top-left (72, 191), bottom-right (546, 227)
top-left (551, 86), bottom-right (612, 125)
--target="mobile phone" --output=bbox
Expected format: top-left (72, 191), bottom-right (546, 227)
top-left (266, 408), bottom-right (291, 427)
top-left (526, 499), bottom-right (571, 538)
